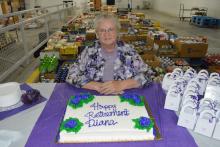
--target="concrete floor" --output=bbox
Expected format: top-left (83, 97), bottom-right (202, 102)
top-left (2, 9), bottom-right (220, 83)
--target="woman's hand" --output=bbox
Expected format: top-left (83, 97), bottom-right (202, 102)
top-left (82, 81), bottom-right (103, 92)
top-left (100, 81), bottom-right (124, 95)
top-left (83, 79), bottom-right (140, 95)
top-left (100, 79), bottom-right (140, 95)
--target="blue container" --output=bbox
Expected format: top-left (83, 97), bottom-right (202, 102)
top-left (197, 17), bottom-right (209, 26)
top-left (191, 16), bottom-right (197, 24)
top-left (209, 18), bottom-right (218, 27)
top-left (218, 19), bottom-right (220, 27)
top-left (191, 16), bottom-right (220, 28)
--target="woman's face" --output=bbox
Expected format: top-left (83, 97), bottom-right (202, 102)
top-left (96, 19), bottom-right (117, 48)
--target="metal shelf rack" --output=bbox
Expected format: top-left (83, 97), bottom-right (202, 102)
top-left (179, 3), bottom-right (208, 21)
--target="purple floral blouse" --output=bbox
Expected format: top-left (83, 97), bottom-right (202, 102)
top-left (66, 40), bottom-right (152, 87)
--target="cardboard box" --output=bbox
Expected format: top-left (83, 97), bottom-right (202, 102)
top-left (208, 65), bottom-right (220, 73)
top-left (120, 35), bottom-right (136, 42)
top-left (158, 49), bottom-right (178, 57)
top-left (60, 54), bottom-right (77, 60)
top-left (60, 45), bottom-right (78, 55)
top-left (11, 0), bottom-right (20, 12)
top-left (44, 73), bottom-right (56, 79)
top-left (1, 1), bottom-right (10, 14)
top-left (175, 41), bottom-right (208, 58)
top-left (141, 53), bottom-right (160, 67)
top-left (85, 32), bottom-right (96, 41)
top-left (132, 13), bottom-right (145, 19)
top-left (147, 36), bottom-right (170, 50)
top-left (137, 34), bottom-right (147, 40)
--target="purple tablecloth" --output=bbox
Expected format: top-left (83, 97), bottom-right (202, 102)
top-left (0, 84), bottom-right (47, 120)
top-left (25, 83), bottom-right (198, 147)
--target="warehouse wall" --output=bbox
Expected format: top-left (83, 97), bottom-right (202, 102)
top-left (25, 0), bottom-right (146, 10)
top-left (101, 0), bottom-right (145, 9)
top-left (152, 0), bottom-right (220, 18)
top-left (0, 5), bottom-right (2, 15)
top-left (25, 0), bottom-right (87, 9)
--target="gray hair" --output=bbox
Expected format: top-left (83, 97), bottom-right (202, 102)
top-left (94, 13), bottom-right (121, 33)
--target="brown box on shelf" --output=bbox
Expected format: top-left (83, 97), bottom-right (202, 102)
top-left (94, 0), bottom-right (101, 11)
top-left (175, 41), bottom-right (208, 58)
top-left (11, 0), bottom-right (20, 11)
top-left (158, 49), bottom-right (178, 57)
top-left (132, 13), bottom-right (145, 19)
top-left (147, 36), bottom-right (170, 50)
top-left (43, 72), bottom-right (56, 79)
top-left (142, 50), bottom-right (156, 55)
top-left (137, 34), bottom-right (147, 40)
top-left (208, 65), bottom-right (220, 73)
top-left (141, 53), bottom-right (161, 67)
top-left (119, 19), bottom-right (130, 24)
top-left (60, 54), bottom-right (77, 60)
top-left (1, 1), bottom-right (9, 14)
top-left (120, 35), bottom-right (136, 42)
top-left (86, 32), bottom-right (96, 41)
top-left (101, 5), bottom-right (108, 11)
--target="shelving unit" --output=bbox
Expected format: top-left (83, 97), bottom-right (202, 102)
top-left (63, 0), bottom-right (74, 7)
top-left (94, 0), bottom-right (101, 11)
top-left (0, 4), bottom-right (76, 82)
top-left (190, 7), bottom-right (208, 16)
top-left (179, 3), bottom-right (208, 21)
top-left (0, 32), bottom-right (16, 50)
top-left (89, 0), bottom-right (101, 11)
top-left (89, 0), bottom-right (95, 11)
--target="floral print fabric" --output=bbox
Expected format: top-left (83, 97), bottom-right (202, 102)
top-left (66, 40), bottom-right (152, 87)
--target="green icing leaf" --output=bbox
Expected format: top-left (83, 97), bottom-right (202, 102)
top-left (82, 95), bottom-right (95, 104)
top-left (68, 98), bottom-right (84, 109)
top-left (132, 117), bottom-right (154, 132)
top-left (60, 117), bottom-right (83, 133)
top-left (68, 93), bottom-right (95, 109)
top-left (119, 95), bottom-right (144, 106)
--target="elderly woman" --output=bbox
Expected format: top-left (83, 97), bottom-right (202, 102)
top-left (66, 13), bottom-right (152, 95)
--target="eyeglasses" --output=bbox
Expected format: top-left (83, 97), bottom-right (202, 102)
top-left (98, 28), bottom-right (115, 33)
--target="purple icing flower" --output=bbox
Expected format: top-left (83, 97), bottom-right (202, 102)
top-left (81, 94), bottom-right (89, 100)
top-left (132, 96), bottom-right (141, 104)
top-left (130, 94), bottom-right (139, 99)
top-left (64, 119), bottom-right (77, 128)
top-left (122, 93), bottom-right (141, 104)
top-left (139, 117), bottom-right (151, 127)
top-left (122, 93), bottom-right (130, 99)
top-left (71, 97), bottom-right (81, 105)
top-left (74, 95), bottom-right (82, 100)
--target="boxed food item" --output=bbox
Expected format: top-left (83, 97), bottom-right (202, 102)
top-left (175, 36), bottom-right (208, 58)
top-left (141, 53), bottom-right (161, 67)
top-left (175, 40), bottom-right (208, 58)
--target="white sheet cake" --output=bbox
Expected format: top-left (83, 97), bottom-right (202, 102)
top-left (58, 94), bottom-right (155, 143)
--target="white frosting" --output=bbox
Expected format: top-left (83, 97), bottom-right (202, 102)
top-left (59, 96), bottom-right (154, 143)
top-left (0, 82), bottom-right (21, 107)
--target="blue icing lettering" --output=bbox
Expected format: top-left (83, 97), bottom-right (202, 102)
top-left (84, 111), bottom-right (94, 119)
top-left (84, 109), bottom-right (130, 128)
top-left (84, 109), bottom-right (130, 120)
top-left (85, 119), bottom-right (118, 127)
top-left (83, 101), bottom-right (130, 128)
top-left (90, 102), bottom-right (116, 111)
